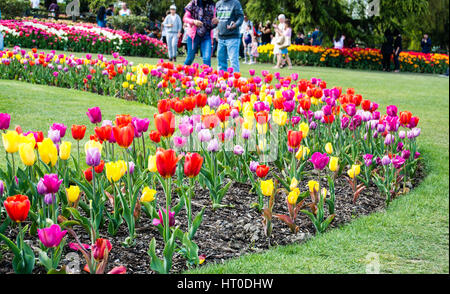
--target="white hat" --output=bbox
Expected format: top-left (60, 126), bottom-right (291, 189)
top-left (170, 4), bottom-right (176, 10)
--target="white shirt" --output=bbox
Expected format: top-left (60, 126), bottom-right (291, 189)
top-left (119, 9), bottom-right (131, 16)
top-left (31, 0), bottom-right (40, 9)
top-left (333, 36), bottom-right (345, 49)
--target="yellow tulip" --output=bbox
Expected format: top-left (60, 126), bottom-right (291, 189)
top-left (2, 131), bottom-right (21, 153)
top-left (299, 122), bottom-right (309, 138)
top-left (272, 109), bottom-right (288, 126)
top-left (347, 164), bottom-right (361, 179)
top-left (20, 133), bottom-right (36, 146)
top-left (59, 141), bottom-right (72, 160)
top-left (66, 185), bottom-right (81, 203)
top-left (38, 138), bottom-right (58, 167)
top-left (325, 142), bottom-right (333, 154)
top-left (329, 156), bottom-right (339, 172)
top-left (290, 178), bottom-right (298, 190)
top-left (307, 180), bottom-right (319, 193)
top-left (105, 161), bottom-right (126, 182)
top-left (260, 179), bottom-right (274, 196)
top-left (148, 155), bottom-right (157, 172)
top-left (287, 188), bottom-right (300, 205)
top-left (140, 186), bottom-right (156, 203)
top-left (295, 146), bottom-right (310, 160)
top-left (85, 140), bottom-right (102, 154)
top-left (19, 143), bottom-right (36, 166)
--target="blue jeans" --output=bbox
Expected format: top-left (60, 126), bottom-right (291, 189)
top-left (218, 38), bottom-right (240, 73)
top-left (0, 33), bottom-right (3, 51)
top-left (184, 34), bottom-right (212, 67)
top-left (166, 33), bottom-right (179, 59)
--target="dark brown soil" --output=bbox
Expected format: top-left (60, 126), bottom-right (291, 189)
top-left (0, 163), bottom-right (425, 274)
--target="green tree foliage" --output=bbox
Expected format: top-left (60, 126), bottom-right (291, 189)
top-left (0, 0), bottom-right (29, 19)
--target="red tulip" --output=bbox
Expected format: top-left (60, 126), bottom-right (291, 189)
top-left (149, 130), bottom-right (161, 143)
top-left (4, 195), bottom-right (30, 223)
top-left (183, 96), bottom-right (196, 112)
top-left (155, 148), bottom-right (179, 178)
top-left (154, 111), bottom-right (175, 138)
top-left (256, 164), bottom-right (269, 178)
top-left (196, 93), bottom-right (207, 108)
top-left (84, 168), bottom-right (93, 182)
top-left (92, 238), bottom-right (112, 261)
top-left (94, 160), bottom-right (105, 173)
top-left (288, 130), bottom-right (302, 148)
top-left (71, 125), bottom-right (87, 141)
top-left (113, 124), bottom-right (134, 148)
top-left (184, 153), bottom-right (203, 178)
top-left (172, 99), bottom-right (185, 114)
top-left (254, 111), bottom-right (269, 124)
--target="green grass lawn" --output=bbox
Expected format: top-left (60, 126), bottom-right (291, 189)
top-left (0, 51), bottom-right (448, 273)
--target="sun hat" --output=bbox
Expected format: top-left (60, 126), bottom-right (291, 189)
top-left (170, 4), bottom-right (176, 10)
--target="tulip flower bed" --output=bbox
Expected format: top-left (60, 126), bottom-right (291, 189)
top-left (0, 19), bottom-right (167, 58)
top-left (0, 47), bottom-right (425, 274)
top-left (257, 44), bottom-right (449, 74)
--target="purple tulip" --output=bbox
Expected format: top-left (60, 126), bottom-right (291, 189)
top-left (392, 155), bottom-right (405, 169)
top-left (207, 139), bottom-right (219, 152)
top-left (127, 161), bottom-right (135, 174)
top-left (345, 104), bottom-right (356, 116)
top-left (396, 141), bottom-right (404, 152)
top-left (0, 180), bottom-right (4, 198)
top-left (38, 224), bottom-right (67, 248)
top-left (283, 100), bottom-right (295, 113)
top-left (198, 129), bottom-right (212, 142)
top-left (249, 161), bottom-right (259, 172)
top-left (242, 129), bottom-right (251, 140)
top-left (48, 129), bottom-right (61, 144)
top-left (414, 152), bottom-right (420, 159)
top-left (412, 127), bottom-right (421, 138)
top-left (50, 123), bottom-right (67, 138)
top-left (386, 105), bottom-right (398, 117)
top-left (132, 117), bottom-right (150, 138)
top-left (372, 111), bottom-right (381, 120)
top-left (363, 154), bottom-right (373, 167)
top-left (86, 147), bottom-right (101, 167)
top-left (384, 133), bottom-right (394, 145)
top-left (386, 116), bottom-right (399, 132)
top-left (224, 128), bottom-right (235, 140)
top-left (349, 115), bottom-right (362, 130)
top-left (381, 155), bottom-right (391, 166)
top-left (233, 145), bottom-right (244, 155)
top-left (310, 121), bottom-right (317, 130)
top-left (207, 95), bottom-right (221, 108)
top-left (341, 116), bottom-right (350, 129)
top-left (309, 152), bottom-right (330, 170)
top-left (42, 174), bottom-right (63, 194)
top-left (37, 178), bottom-right (48, 195)
top-left (153, 209), bottom-right (175, 227)
top-left (44, 193), bottom-right (54, 205)
top-left (401, 149), bottom-right (411, 160)
top-left (322, 104), bottom-right (332, 116)
top-left (0, 113), bottom-right (11, 130)
top-left (376, 123), bottom-right (386, 133)
top-left (86, 107), bottom-right (102, 124)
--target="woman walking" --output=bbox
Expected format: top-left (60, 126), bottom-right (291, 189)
top-left (381, 29), bottom-right (393, 72)
top-left (183, 0), bottom-right (218, 67)
top-left (163, 4), bottom-right (182, 62)
top-left (273, 15), bottom-right (292, 69)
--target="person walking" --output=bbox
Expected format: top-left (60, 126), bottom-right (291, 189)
top-left (216, 0), bottom-right (244, 73)
top-left (381, 29), bottom-right (393, 72)
top-left (48, 0), bottom-right (59, 20)
top-left (273, 15), bottom-right (292, 69)
top-left (421, 34), bottom-right (432, 53)
top-left (393, 30), bottom-right (402, 73)
top-left (239, 15), bottom-right (252, 59)
top-left (119, 3), bottom-right (131, 16)
top-left (183, 0), bottom-right (218, 67)
top-left (163, 4), bottom-right (182, 62)
top-left (97, 6), bottom-right (107, 28)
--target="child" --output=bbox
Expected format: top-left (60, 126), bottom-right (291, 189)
top-left (249, 34), bottom-right (259, 64)
top-left (242, 25), bottom-right (253, 64)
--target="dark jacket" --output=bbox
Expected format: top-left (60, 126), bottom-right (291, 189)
top-left (216, 0), bottom-right (244, 40)
top-left (421, 38), bottom-right (432, 53)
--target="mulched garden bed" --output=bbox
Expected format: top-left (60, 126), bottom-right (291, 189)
top-left (0, 163), bottom-right (425, 274)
